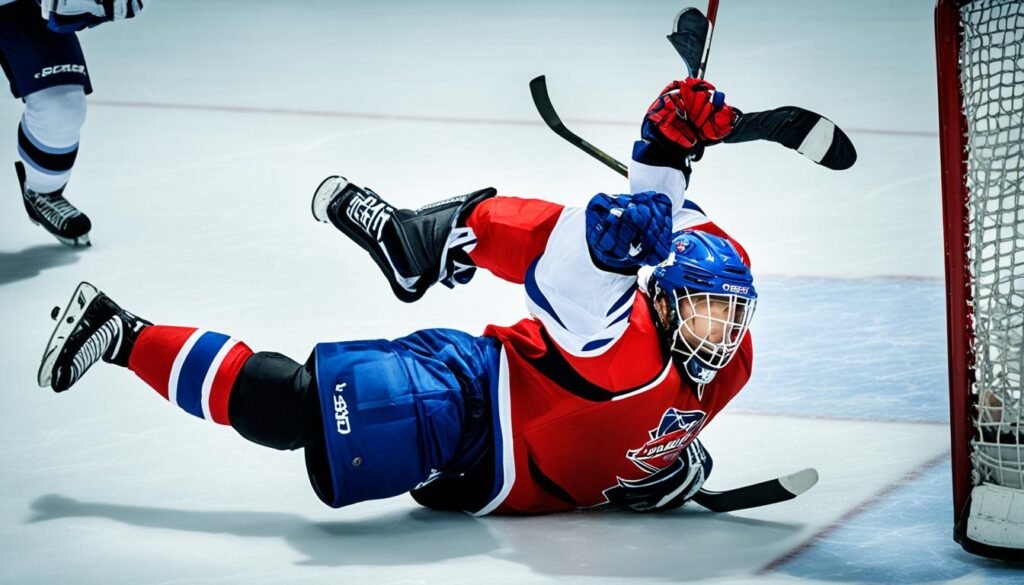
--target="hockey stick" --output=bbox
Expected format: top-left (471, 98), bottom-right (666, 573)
top-left (531, 2), bottom-right (855, 173)
top-left (529, 75), bottom-right (856, 173)
top-left (526, 5), bottom-right (717, 179)
top-left (668, 0), bottom-right (718, 79)
top-left (528, 75), bottom-right (628, 177)
top-left (530, 3), bottom-right (713, 179)
top-left (692, 467), bottom-right (819, 513)
top-left (530, 80), bottom-right (826, 513)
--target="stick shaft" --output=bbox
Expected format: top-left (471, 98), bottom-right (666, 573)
top-left (693, 468), bottom-right (819, 513)
top-left (528, 76), bottom-right (628, 178)
top-left (698, 0), bottom-right (719, 79)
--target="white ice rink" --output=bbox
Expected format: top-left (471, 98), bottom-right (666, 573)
top-left (1, 1), bottom-right (1016, 583)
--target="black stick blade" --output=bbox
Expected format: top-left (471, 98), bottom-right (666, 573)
top-left (529, 75), bottom-right (629, 178)
top-left (529, 75), bottom-right (566, 132)
top-left (667, 7), bottom-right (710, 78)
top-left (693, 468), bottom-right (819, 513)
top-left (725, 107), bottom-right (857, 170)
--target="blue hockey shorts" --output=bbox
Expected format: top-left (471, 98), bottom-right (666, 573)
top-left (311, 328), bottom-right (500, 508)
top-left (0, 0), bottom-right (93, 99)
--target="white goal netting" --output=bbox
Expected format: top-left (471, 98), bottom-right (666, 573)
top-left (958, 0), bottom-right (1024, 550)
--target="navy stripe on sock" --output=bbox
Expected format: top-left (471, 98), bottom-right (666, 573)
top-left (18, 122), bottom-right (78, 174)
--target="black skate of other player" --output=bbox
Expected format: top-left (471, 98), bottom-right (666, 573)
top-left (15, 161), bottom-right (91, 247)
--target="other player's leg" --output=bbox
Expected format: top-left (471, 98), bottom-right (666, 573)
top-left (1, 0), bottom-right (93, 247)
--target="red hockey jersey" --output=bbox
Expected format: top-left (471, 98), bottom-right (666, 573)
top-left (464, 160), bottom-right (754, 515)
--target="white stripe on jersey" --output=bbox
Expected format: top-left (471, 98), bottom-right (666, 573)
top-left (473, 349), bottom-right (515, 517)
top-left (526, 207), bottom-right (639, 357)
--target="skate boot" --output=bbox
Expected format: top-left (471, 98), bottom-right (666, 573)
top-left (16, 161), bottom-right (92, 247)
top-left (311, 176), bottom-right (495, 302)
top-left (38, 282), bottom-right (151, 392)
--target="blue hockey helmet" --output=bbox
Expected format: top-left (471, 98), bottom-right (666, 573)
top-left (651, 231), bottom-right (757, 386)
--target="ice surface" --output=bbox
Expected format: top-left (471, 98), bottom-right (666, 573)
top-left (1, 1), bottom-right (1006, 583)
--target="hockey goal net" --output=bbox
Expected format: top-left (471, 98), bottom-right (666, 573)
top-left (936, 0), bottom-right (1024, 561)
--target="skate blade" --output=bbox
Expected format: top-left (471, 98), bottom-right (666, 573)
top-left (38, 282), bottom-right (101, 389)
top-left (55, 233), bottom-right (91, 248)
top-left (27, 214), bottom-right (92, 248)
top-left (23, 196), bottom-right (92, 248)
top-left (311, 176), bottom-right (349, 223)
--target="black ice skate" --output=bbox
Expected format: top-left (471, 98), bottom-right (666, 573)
top-left (38, 282), bottom-right (150, 392)
top-left (15, 161), bottom-right (92, 247)
top-left (311, 176), bottom-right (495, 303)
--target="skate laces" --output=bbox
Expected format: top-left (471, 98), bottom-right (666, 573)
top-left (28, 190), bottom-right (82, 229)
top-left (68, 318), bottom-right (121, 384)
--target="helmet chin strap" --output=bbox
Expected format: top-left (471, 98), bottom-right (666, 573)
top-left (667, 351), bottom-right (713, 400)
top-left (673, 334), bottom-right (718, 399)
top-left (684, 354), bottom-right (717, 385)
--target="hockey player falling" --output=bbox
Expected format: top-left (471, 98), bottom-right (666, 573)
top-left (37, 77), bottom-right (756, 515)
top-left (38, 57), bottom-right (847, 514)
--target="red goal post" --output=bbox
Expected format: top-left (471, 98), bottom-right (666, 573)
top-left (935, 0), bottom-right (1024, 561)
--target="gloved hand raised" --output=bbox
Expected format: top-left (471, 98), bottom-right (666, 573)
top-left (585, 191), bottom-right (673, 271)
top-left (642, 78), bottom-right (739, 153)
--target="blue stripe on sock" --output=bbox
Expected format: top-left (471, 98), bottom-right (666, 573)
top-left (17, 145), bottom-right (70, 176)
top-left (19, 119), bottom-right (79, 154)
top-left (176, 331), bottom-right (230, 419)
top-left (18, 123), bottom-right (79, 173)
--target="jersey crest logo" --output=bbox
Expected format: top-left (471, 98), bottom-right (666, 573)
top-left (598, 407), bottom-right (707, 510)
top-left (625, 408), bottom-right (706, 473)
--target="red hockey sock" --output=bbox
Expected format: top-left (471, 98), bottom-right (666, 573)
top-left (127, 326), bottom-right (253, 425)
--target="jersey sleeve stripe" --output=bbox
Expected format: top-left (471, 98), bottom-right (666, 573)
top-left (607, 306), bottom-right (633, 327)
top-left (581, 337), bottom-right (614, 352)
top-left (524, 256), bottom-right (567, 329)
top-left (605, 283), bottom-right (638, 317)
top-left (682, 199), bottom-right (705, 215)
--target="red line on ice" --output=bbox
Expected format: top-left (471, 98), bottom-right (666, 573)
top-left (89, 99), bottom-right (937, 138)
top-left (756, 450), bottom-right (950, 575)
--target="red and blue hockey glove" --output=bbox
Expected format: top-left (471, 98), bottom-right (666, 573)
top-left (642, 78), bottom-right (739, 153)
top-left (586, 191), bottom-right (673, 271)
